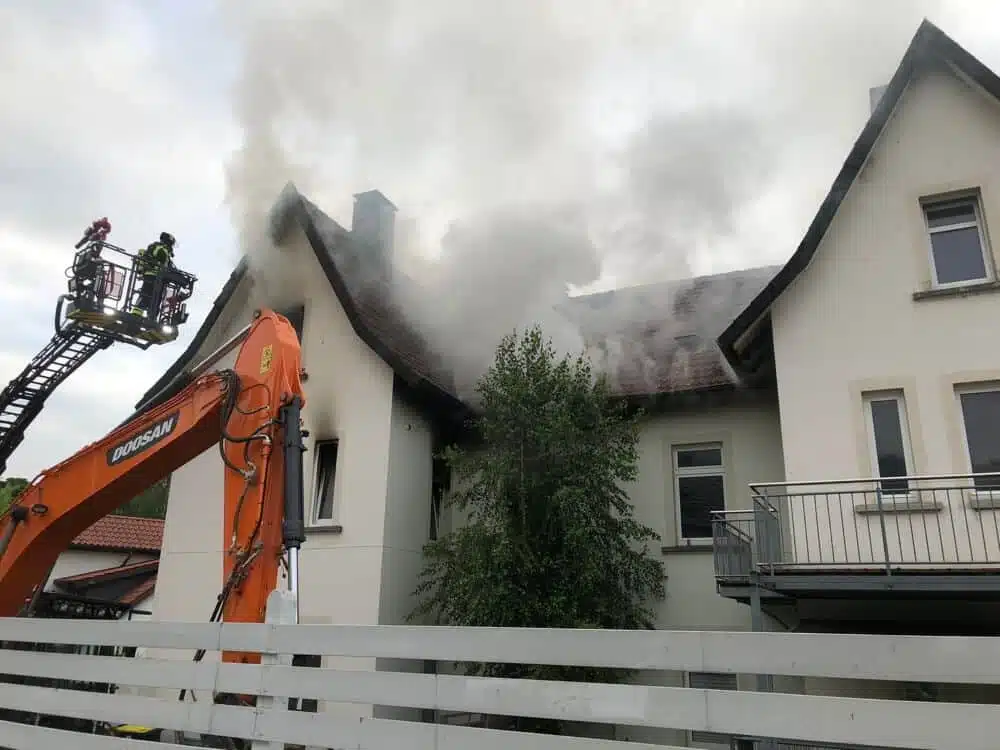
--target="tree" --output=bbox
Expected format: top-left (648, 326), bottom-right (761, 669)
top-left (0, 478), bottom-right (29, 514)
top-left (409, 326), bottom-right (665, 733)
top-left (113, 477), bottom-right (170, 519)
top-left (0, 475), bottom-right (168, 519)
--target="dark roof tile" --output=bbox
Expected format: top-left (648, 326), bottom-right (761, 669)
top-left (135, 186), bottom-right (780, 416)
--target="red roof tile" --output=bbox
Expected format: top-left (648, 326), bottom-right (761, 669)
top-left (119, 576), bottom-right (157, 606)
top-left (54, 558), bottom-right (159, 587)
top-left (70, 515), bottom-right (164, 553)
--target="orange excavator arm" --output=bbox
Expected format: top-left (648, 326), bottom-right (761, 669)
top-left (0, 308), bottom-right (306, 664)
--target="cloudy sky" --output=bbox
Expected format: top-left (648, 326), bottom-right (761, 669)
top-left (1, 0), bottom-right (998, 479)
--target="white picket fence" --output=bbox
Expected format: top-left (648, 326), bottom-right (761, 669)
top-left (0, 612), bottom-right (999, 749)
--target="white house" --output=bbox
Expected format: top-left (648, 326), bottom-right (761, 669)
top-left (129, 18), bottom-right (1000, 746)
top-left (40, 514), bottom-right (161, 623)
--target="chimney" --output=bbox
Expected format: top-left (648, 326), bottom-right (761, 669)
top-left (351, 189), bottom-right (397, 278)
top-left (869, 84), bottom-right (888, 114)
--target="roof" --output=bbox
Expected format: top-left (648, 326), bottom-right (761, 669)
top-left (119, 576), bottom-right (157, 606)
top-left (70, 514), bottom-right (164, 553)
top-left (134, 185), bottom-right (468, 425)
top-left (718, 19), bottom-right (1000, 368)
top-left (54, 558), bottom-right (158, 586)
top-left (134, 183), bottom-right (782, 413)
top-left (53, 558), bottom-right (158, 608)
top-left (561, 265), bottom-right (780, 396)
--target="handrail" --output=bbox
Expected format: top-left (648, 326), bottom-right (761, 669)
top-left (714, 472), bottom-right (1000, 576)
top-left (750, 471), bottom-right (1000, 490)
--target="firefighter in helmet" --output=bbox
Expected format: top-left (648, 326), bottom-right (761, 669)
top-left (132, 232), bottom-right (176, 316)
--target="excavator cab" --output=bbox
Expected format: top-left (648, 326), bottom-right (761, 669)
top-left (60, 229), bottom-right (196, 349)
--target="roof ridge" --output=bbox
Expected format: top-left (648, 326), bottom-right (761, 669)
top-left (718, 19), bottom-right (996, 369)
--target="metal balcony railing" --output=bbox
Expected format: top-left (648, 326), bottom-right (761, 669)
top-left (732, 738), bottom-right (909, 750)
top-left (712, 472), bottom-right (1000, 578)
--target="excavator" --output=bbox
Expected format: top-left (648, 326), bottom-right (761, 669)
top-left (0, 309), bottom-right (308, 747)
top-left (0, 306), bottom-right (308, 747)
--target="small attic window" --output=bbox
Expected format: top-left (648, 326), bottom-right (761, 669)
top-left (921, 193), bottom-right (993, 288)
top-left (674, 334), bottom-right (700, 352)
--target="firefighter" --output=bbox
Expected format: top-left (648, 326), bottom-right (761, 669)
top-left (131, 232), bottom-right (176, 316)
top-left (72, 243), bottom-right (103, 298)
top-left (74, 217), bottom-right (111, 249)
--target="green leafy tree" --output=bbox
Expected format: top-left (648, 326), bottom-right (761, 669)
top-left (113, 477), bottom-right (170, 519)
top-left (0, 477), bottom-right (29, 514)
top-left (0, 475), bottom-right (168, 519)
top-left (410, 326), bottom-right (665, 733)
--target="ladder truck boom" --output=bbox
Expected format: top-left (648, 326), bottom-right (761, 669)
top-left (0, 220), bottom-right (197, 475)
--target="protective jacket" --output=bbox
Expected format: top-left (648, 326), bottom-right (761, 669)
top-left (137, 242), bottom-right (171, 278)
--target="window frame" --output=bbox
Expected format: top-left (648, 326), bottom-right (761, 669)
top-left (955, 384), bottom-right (1000, 497)
top-left (862, 390), bottom-right (915, 495)
top-left (921, 192), bottom-right (993, 289)
top-left (673, 442), bottom-right (726, 545)
top-left (311, 438), bottom-right (340, 525)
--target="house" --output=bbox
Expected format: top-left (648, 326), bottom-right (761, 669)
top-left (39, 514), bottom-right (161, 622)
top-left (701, 17), bottom-right (1000, 744)
top-left (130, 17), bottom-right (1000, 746)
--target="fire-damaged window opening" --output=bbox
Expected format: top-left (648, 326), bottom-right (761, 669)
top-left (313, 439), bottom-right (339, 522)
top-left (276, 304), bottom-right (305, 341)
top-left (429, 454), bottom-right (451, 541)
top-left (674, 333), bottom-right (701, 352)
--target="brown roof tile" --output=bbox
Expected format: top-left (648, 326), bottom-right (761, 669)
top-left (134, 185), bottom-right (780, 420)
top-left (304, 192), bottom-right (778, 399)
top-left (300, 197), bottom-right (458, 395)
top-left (70, 515), bottom-right (164, 553)
top-left (54, 558), bottom-right (159, 587)
top-left (119, 576), bottom-right (157, 606)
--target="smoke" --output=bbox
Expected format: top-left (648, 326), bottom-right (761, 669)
top-left (220, 0), bottom-right (945, 397)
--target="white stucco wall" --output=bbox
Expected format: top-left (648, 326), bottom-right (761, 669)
top-left (771, 65), bottom-right (1000, 566)
top-left (621, 397), bottom-right (786, 747)
top-left (150, 223), bottom-right (437, 718)
top-left (374, 393), bottom-right (435, 721)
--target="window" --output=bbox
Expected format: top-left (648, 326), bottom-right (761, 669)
top-left (957, 387), bottom-right (1000, 491)
top-left (277, 305), bottom-right (305, 341)
top-left (688, 672), bottom-right (737, 746)
top-left (863, 391), bottom-right (914, 494)
top-left (674, 444), bottom-right (725, 541)
top-left (313, 439), bottom-right (339, 522)
top-left (922, 194), bottom-right (992, 287)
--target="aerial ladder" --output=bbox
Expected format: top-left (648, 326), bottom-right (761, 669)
top-left (0, 219), bottom-right (197, 475)
top-left (0, 308), bottom-right (307, 747)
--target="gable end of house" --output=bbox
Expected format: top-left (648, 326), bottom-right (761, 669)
top-left (717, 19), bottom-right (1000, 373)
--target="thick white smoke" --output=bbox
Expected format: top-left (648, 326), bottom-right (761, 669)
top-left (219, 0), bottom-right (944, 397)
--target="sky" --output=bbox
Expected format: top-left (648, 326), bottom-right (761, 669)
top-left (1, 0), bottom-right (999, 478)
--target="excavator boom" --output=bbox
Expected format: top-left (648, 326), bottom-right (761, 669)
top-left (0, 308), bottom-right (306, 664)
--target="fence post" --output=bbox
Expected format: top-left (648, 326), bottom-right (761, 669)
top-left (251, 588), bottom-right (298, 750)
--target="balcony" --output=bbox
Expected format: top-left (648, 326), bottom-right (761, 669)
top-left (711, 473), bottom-right (1000, 601)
